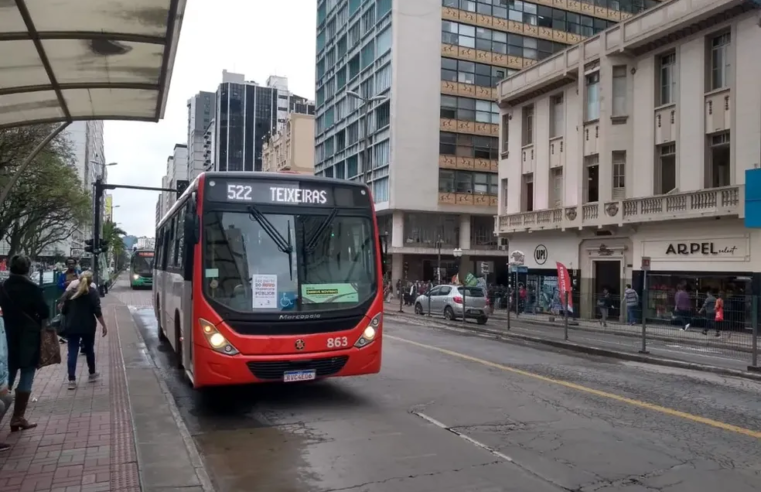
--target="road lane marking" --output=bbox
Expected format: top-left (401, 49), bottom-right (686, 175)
top-left (412, 411), bottom-right (515, 463)
top-left (387, 335), bottom-right (761, 440)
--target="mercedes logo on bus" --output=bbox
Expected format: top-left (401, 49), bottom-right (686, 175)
top-left (295, 339), bottom-right (305, 351)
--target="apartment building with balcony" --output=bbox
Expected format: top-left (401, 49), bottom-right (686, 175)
top-left (496, 0), bottom-right (761, 318)
top-left (314, 0), bottom-right (660, 283)
top-left (262, 113), bottom-right (316, 174)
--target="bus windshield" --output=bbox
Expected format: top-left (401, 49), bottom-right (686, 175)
top-left (132, 253), bottom-right (154, 275)
top-left (203, 210), bottom-right (377, 313)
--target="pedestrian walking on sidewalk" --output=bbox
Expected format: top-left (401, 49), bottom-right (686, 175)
top-left (61, 271), bottom-right (108, 390)
top-left (0, 314), bottom-right (13, 451)
top-left (675, 284), bottom-right (692, 331)
top-left (0, 255), bottom-right (50, 432)
top-left (712, 291), bottom-right (725, 338)
top-left (699, 289), bottom-right (716, 336)
top-left (597, 288), bottom-right (611, 327)
top-left (624, 284), bottom-right (639, 325)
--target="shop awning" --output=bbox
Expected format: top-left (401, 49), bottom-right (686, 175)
top-left (0, 0), bottom-right (187, 130)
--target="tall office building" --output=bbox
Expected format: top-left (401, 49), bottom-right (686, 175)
top-left (210, 70), bottom-right (315, 173)
top-left (187, 91), bottom-right (216, 181)
top-left (313, 0), bottom-right (660, 283)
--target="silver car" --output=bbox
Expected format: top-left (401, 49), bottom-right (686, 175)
top-left (414, 285), bottom-right (489, 324)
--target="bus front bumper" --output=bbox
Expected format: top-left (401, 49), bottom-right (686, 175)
top-left (131, 276), bottom-right (152, 287)
top-left (192, 342), bottom-right (382, 388)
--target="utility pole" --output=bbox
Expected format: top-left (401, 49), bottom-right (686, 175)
top-left (90, 180), bottom-right (177, 296)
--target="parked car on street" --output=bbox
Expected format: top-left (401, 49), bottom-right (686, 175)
top-left (414, 285), bottom-right (488, 324)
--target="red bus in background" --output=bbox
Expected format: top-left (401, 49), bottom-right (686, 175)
top-left (153, 172), bottom-right (385, 388)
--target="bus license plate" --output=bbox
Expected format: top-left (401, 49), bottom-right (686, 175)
top-left (283, 370), bottom-right (316, 382)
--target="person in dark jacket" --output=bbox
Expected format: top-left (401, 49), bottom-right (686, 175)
top-left (61, 271), bottom-right (107, 389)
top-left (0, 255), bottom-right (50, 432)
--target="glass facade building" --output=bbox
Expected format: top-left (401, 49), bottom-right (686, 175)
top-left (214, 77), bottom-right (315, 172)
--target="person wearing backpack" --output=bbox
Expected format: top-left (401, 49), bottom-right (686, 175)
top-left (624, 284), bottom-right (639, 326)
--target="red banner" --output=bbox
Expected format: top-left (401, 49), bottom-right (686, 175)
top-left (556, 262), bottom-right (573, 314)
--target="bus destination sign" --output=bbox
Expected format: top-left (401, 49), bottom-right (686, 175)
top-left (206, 179), bottom-right (369, 208)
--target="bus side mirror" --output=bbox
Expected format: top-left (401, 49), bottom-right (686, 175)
top-left (379, 233), bottom-right (388, 275)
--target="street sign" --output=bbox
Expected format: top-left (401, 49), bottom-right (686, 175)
top-left (510, 265), bottom-right (528, 273)
top-left (480, 261), bottom-right (490, 275)
top-left (641, 256), bottom-right (651, 271)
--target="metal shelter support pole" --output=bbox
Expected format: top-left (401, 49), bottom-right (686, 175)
top-left (749, 296), bottom-right (759, 372)
top-left (564, 291), bottom-right (569, 341)
top-left (0, 122), bottom-right (69, 207)
top-left (639, 270), bottom-right (649, 354)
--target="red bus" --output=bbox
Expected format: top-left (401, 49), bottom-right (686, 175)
top-left (153, 172), bottom-right (385, 388)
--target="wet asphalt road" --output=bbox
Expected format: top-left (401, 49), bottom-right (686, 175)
top-left (115, 285), bottom-right (761, 492)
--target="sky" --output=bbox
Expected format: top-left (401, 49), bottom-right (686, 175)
top-left (105, 1), bottom-right (317, 237)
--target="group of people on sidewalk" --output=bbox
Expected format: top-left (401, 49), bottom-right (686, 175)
top-left (0, 255), bottom-right (108, 451)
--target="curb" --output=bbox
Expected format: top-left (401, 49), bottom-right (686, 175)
top-left (384, 310), bottom-right (761, 382)
top-left (123, 305), bottom-right (216, 492)
top-left (389, 307), bottom-right (753, 354)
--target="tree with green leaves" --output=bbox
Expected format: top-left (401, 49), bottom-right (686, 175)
top-left (102, 221), bottom-right (127, 273)
top-left (0, 145), bottom-right (90, 258)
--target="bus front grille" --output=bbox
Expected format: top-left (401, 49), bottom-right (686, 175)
top-left (247, 356), bottom-right (349, 380)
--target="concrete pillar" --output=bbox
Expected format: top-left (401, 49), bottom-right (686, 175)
top-left (459, 214), bottom-right (471, 250)
top-left (391, 253), bottom-right (404, 282)
top-left (391, 211), bottom-right (404, 248)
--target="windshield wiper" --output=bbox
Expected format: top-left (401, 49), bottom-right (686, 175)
top-left (305, 208), bottom-right (339, 252)
top-left (247, 205), bottom-right (294, 280)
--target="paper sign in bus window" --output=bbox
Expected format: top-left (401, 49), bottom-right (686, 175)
top-left (301, 284), bottom-right (358, 304)
top-left (253, 274), bottom-right (278, 309)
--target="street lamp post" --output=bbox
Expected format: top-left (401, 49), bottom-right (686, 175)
top-left (347, 91), bottom-right (387, 185)
top-left (453, 248), bottom-right (465, 324)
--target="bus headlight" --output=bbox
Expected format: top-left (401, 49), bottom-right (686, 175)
top-left (355, 313), bottom-right (381, 348)
top-left (133, 274), bottom-right (139, 280)
top-left (199, 318), bottom-right (239, 355)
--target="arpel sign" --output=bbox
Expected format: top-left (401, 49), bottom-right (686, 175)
top-left (665, 242), bottom-right (738, 256)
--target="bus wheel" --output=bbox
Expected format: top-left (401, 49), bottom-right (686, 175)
top-left (174, 318), bottom-right (184, 369)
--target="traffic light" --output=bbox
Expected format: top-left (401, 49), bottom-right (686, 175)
top-left (176, 180), bottom-right (189, 198)
top-left (99, 239), bottom-right (109, 253)
top-left (84, 239), bottom-right (95, 254)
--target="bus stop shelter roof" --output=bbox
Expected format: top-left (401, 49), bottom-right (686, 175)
top-left (0, 0), bottom-right (186, 130)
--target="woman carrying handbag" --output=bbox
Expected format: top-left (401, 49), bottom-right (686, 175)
top-left (61, 272), bottom-right (107, 390)
top-left (0, 255), bottom-right (50, 432)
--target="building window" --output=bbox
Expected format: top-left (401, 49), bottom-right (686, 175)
top-left (347, 155), bottom-right (358, 177)
top-left (440, 95), bottom-right (498, 123)
top-left (440, 170), bottom-right (498, 195)
top-left (585, 71), bottom-right (600, 121)
top-left (658, 52), bottom-right (676, 106)
top-left (656, 143), bottom-right (676, 195)
top-left (501, 113), bottom-right (509, 153)
top-left (521, 173), bottom-right (533, 212)
top-left (439, 169), bottom-right (455, 192)
top-left (441, 21), bottom-right (566, 60)
top-left (612, 66), bottom-right (627, 117)
top-left (441, 58), bottom-right (514, 88)
top-left (440, 131), bottom-right (456, 155)
top-left (584, 154), bottom-right (599, 203)
top-left (373, 177), bottom-right (389, 203)
top-left (709, 32), bottom-right (731, 91)
top-left (550, 167), bottom-right (563, 208)
top-left (549, 94), bottom-right (563, 138)
top-left (707, 132), bottom-right (730, 188)
top-left (612, 151), bottom-right (626, 199)
top-left (521, 105), bottom-right (533, 146)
